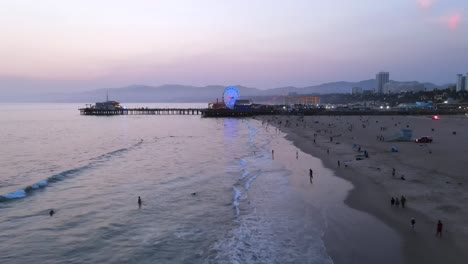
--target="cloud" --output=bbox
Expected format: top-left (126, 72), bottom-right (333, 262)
top-left (445, 13), bottom-right (462, 30)
top-left (417, 0), bottom-right (436, 9)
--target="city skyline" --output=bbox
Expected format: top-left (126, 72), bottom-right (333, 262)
top-left (1, 0), bottom-right (467, 92)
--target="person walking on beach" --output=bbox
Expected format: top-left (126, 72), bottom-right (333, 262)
top-left (138, 196), bottom-right (142, 208)
top-left (401, 196), bottom-right (407, 208)
top-left (296, 151), bottom-right (299, 160)
top-left (391, 197), bottom-right (395, 206)
top-left (395, 198), bottom-right (400, 207)
top-left (411, 218), bottom-right (416, 229)
top-left (337, 160), bottom-right (341, 167)
top-left (436, 220), bottom-right (443, 237)
top-left (392, 168), bottom-right (396, 176)
top-left (272, 150), bottom-right (274, 160)
top-left (309, 169), bottom-right (313, 183)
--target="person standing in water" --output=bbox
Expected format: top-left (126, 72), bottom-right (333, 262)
top-left (49, 209), bottom-right (55, 216)
top-left (309, 169), bottom-right (313, 183)
top-left (138, 196), bottom-right (142, 208)
top-left (401, 195), bottom-right (407, 208)
top-left (436, 220), bottom-right (443, 237)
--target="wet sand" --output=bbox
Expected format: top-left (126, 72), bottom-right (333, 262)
top-left (257, 115), bottom-right (468, 264)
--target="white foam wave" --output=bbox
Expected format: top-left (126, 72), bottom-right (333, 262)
top-left (2, 189), bottom-right (26, 199)
top-left (244, 174), bottom-right (258, 190)
top-left (233, 187), bottom-right (242, 216)
top-left (241, 170), bottom-right (249, 180)
top-left (31, 180), bottom-right (48, 189)
top-left (240, 159), bottom-right (247, 167)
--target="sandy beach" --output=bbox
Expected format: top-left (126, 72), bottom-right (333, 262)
top-left (258, 114), bottom-right (468, 264)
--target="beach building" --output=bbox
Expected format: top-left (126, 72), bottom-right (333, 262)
top-left (456, 74), bottom-right (466, 92)
top-left (376, 72), bottom-right (390, 94)
top-left (396, 101), bottom-right (433, 109)
top-left (383, 82), bottom-right (425, 94)
top-left (234, 99), bottom-right (253, 110)
top-left (352, 87), bottom-right (363, 95)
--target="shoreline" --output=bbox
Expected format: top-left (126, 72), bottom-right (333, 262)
top-left (258, 115), bottom-right (468, 264)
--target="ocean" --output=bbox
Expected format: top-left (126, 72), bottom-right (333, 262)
top-left (0, 103), bottom-right (402, 264)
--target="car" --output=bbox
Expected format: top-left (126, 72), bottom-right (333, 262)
top-left (415, 136), bottom-right (433, 143)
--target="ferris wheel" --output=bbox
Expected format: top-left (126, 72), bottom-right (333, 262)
top-left (223, 86), bottom-right (240, 109)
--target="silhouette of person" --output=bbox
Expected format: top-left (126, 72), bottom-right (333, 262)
top-left (337, 160), bottom-right (341, 167)
top-left (138, 196), bottom-right (142, 208)
top-left (309, 169), bottom-right (313, 183)
top-left (392, 168), bottom-right (396, 176)
top-left (391, 197), bottom-right (395, 206)
top-left (272, 150), bottom-right (274, 160)
top-left (436, 220), bottom-right (443, 237)
top-left (49, 209), bottom-right (55, 216)
top-left (411, 218), bottom-right (416, 229)
top-left (296, 151), bottom-right (299, 160)
top-left (401, 196), bottom-right (407, 208)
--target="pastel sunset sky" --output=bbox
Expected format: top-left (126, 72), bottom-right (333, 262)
top-left (1, 0), bottom-right (467, 91)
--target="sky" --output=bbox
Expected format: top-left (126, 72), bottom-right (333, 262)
top-left (1, 0), bottom-right (467, 92)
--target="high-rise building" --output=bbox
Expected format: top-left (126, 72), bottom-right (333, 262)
top-left (376, 72), bottom-right (390, 94)
top-left (456, 74), bottom-right (466, 92)
top-left (465, 73), bottom-right (468, 92)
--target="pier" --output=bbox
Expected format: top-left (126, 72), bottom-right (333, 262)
top-left (79, 107), bottom-right (466, 117)
top-left (79, 108), bottom-right (205, 116)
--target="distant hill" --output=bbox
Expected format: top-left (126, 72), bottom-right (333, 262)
top-left (0, 80), bottom-right (448, 102)
top-left (262, 79), bottom-right (377, 95)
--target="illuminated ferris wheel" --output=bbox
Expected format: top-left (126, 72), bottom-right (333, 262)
top-left (223, 86), bottom-right (240, 109)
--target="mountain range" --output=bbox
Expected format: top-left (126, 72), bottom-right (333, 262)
top-left (0, 79), bottom-right (449, 103)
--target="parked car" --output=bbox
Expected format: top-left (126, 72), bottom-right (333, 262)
top-left (415, 136), bottom-right (433, 143)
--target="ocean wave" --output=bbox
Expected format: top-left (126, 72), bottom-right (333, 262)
top-left (0, 142), bottom-right (141, 202)
top-left (244, 174), bottom-right (258, 190)
top-left (233, 187), bottom-right (242, 216)
top-left (240, 159), bottom-right (247, 168)
top-left (2, 189), bottom-right (26, 199)
top-left (241, 169), bottom-right (249, 180)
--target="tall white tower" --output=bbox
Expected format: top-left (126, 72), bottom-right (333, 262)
top-left (376, 72), bottom-right (390, 94)
top-left (465, 73), bottom-right (468, 92)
